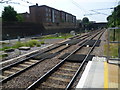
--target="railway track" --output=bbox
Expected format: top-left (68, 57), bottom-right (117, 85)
top-left (0, 45), bottom-right (70, 83)
top-left (25, 30), bottom-right (105, 90)
top-left (0, 31), bottom-right (95, 83)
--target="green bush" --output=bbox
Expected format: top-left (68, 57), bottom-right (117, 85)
top-left (0, 53), bottom-right (8, 58)
top-left (0, 40), bottom-right (42, 51)
top-left (1, 46), bottom-right (11, 51)
top-left (24, 40), bottom-right (40, 47)
top-left (36, 44), bottom-right (41, 47)
top-left (12, 42), bottom-right (24, 48)
top-left (40, 40), bottom-right (45, 44)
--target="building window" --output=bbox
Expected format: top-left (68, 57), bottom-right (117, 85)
top-left (46, 13), bottom-right (48, 16)
top-left (52, 10), bottom-right (55, 23)
top-left (49, 19), bottom-right (51, 22)
top-left (46, 18), bottom-right (49, 22)
top-left (46, 8), bottom-right (48, 12)
top-left (66, 14), bottom-right (68, 22)
top-left (48, 13), bottom-right (51, 16)
top-left (49, 9), bottom-right (51, 12)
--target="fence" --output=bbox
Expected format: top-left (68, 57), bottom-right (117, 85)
top-left (107, 27), bottom-right (120, 62)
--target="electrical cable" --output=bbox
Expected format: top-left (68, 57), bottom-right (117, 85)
top-left (69, 0), bottom-right (97, 20)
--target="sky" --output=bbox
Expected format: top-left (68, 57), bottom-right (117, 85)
top-left (0, 0), bottom-right (119, 22)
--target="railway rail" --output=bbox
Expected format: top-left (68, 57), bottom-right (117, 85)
top-left (25, 30), bottom-right (104, 90)
top-left (1, 31), bottom-right (91, 67)
top-left (0, 31), bottom-right (95, 83)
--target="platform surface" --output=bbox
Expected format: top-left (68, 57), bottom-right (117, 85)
top-left (76, 56), bottom-right (119, 89)
top-left (108, 63), bottom-right (119, 88)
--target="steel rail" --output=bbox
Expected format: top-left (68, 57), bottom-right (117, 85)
top-left (1, 43), bottom-right (67, 71)
top-left (1, 31), bottom-right (93, 71)
top-left (0, 45), bottom-right (71, 83)
top-left (1, 31), bottom-right (92, 83)
top-left (1, 31), bottom-right (91, 70)
top-left (25, 30), bottom-right (103, 90)
top-left (65, 30), bottom-right (105, 89)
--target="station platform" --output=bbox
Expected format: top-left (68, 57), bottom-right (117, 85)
top-left (76, 56), bottom-right (119, 89)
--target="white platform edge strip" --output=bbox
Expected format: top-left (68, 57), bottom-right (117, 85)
top-left (76, 61), bottom-right (92, 88)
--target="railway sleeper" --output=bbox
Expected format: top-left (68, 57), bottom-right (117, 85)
top-left (0, 75), bottom-right (7, 79)
top-left (54, 72), bottom-right (74, 77)
top-left (24, 61), bottom-right (35, 65)
top-left (4, 71), bottom-right (15, 74)
top-left (51, 74), bottom-right (72, 81)
top-left (59, 67), bottom-right (77, 72)
top-left (41, 82), bottom-right (66, 88)
top-left (19, 64), bottom-right (31, 67)
top-left (64, 64), bottom-right (80, 68)
top-left (11, 67), bottom-right (23, 71)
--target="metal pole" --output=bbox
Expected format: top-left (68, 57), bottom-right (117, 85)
top-left (113, 29), bottom-right (115, 41)
top-left (118, 29), bottom-right (120, 58)
top-left (107, 29), bottom-right (110, 63)
top-left (113, 8), bottom-right (116, 41)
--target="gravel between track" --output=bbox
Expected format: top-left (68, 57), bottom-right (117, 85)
top-left (1, 30), bottom-right (106, 89)
top-left (90, 30), bottom-right (107, 56)
top-left (72, 30), bottom-right (107, 88)
top-left (1, 44), bottom-right (58, 68)
top-left (1, 44), bottom-right (78, 89)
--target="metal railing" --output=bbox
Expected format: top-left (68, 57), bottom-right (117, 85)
top-left (107, 27), bottom-right (120, 62)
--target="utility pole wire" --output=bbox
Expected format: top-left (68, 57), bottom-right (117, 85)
top-left (70, 0), bottom-right (87, 13)
top-left (90, 10), bottom-right (108, 16)
top-left (0, 0), bottom-right (35, 5)
top-left (89, 7), bottom-right (114, 11)
top-left (69, 0), bottom-right (97, 20)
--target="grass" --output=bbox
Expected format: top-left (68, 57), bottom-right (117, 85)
top-left (109, 29), bottom-right (120, 41)
top-left (42, 34), bottom-right (73, 39)
top-left (0, 33), bottom-right (74, 51)
top-left (24, 40), bottom-right (40, 47)
top-left (104, 44), bottom-right (119, 58)
top-left (107, 29), bottom-right (120, 58)
top-left (0, 53), bottom-right (8, 58)
top-left (0, 40), bottom-right (45, 51)
top-left (0, 46), bottom-right (12, 51)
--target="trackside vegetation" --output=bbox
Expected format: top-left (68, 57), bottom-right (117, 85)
top-left (0, 40), bottom-right (45, 51)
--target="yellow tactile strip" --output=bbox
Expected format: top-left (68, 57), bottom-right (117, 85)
top-left (108, 63), bottom-right (119, 88)
top-left (104, 62), bottom-right (108, 88)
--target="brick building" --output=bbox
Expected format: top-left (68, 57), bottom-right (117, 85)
top-left (20, 12), bottom-right (31, 22)
top-left (21, 4), bottom-right (76, 28)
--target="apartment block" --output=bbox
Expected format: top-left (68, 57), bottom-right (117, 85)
top-left (22, 4), bottom-right (76, 26)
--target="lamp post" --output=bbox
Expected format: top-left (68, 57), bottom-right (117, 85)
top-left (6, 34), bottom-right (10, 43)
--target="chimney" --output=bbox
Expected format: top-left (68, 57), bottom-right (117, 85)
top-left (36, 3), bottom-right (38, 6)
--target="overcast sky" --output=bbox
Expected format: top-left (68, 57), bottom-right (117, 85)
top-left (0, 0), bottom-right (119, 22)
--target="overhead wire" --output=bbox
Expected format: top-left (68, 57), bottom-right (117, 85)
top-left (69, 0), bottom-right (97, 20)
top-left (0, 0), bottom-right (35, 6)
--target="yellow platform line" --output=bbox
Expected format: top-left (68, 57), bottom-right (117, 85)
top-left (104, 62), bottom-right (108, 89)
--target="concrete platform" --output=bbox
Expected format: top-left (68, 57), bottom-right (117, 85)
top-left (108, 63), bottom-right (119, 88)
top-left (76, 56), bottom-right (119, 89)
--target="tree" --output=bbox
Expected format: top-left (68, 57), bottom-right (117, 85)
top-left (107, 5), bottom-right (120, 27)
top-left (16, 14), bottom-right (24, 22)
top-left (82, 17), bottom-right (90, 30)
top-left (2, 5), bottom-right (18, 22)
top-left (82, 17), bottom-right (89, 24)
